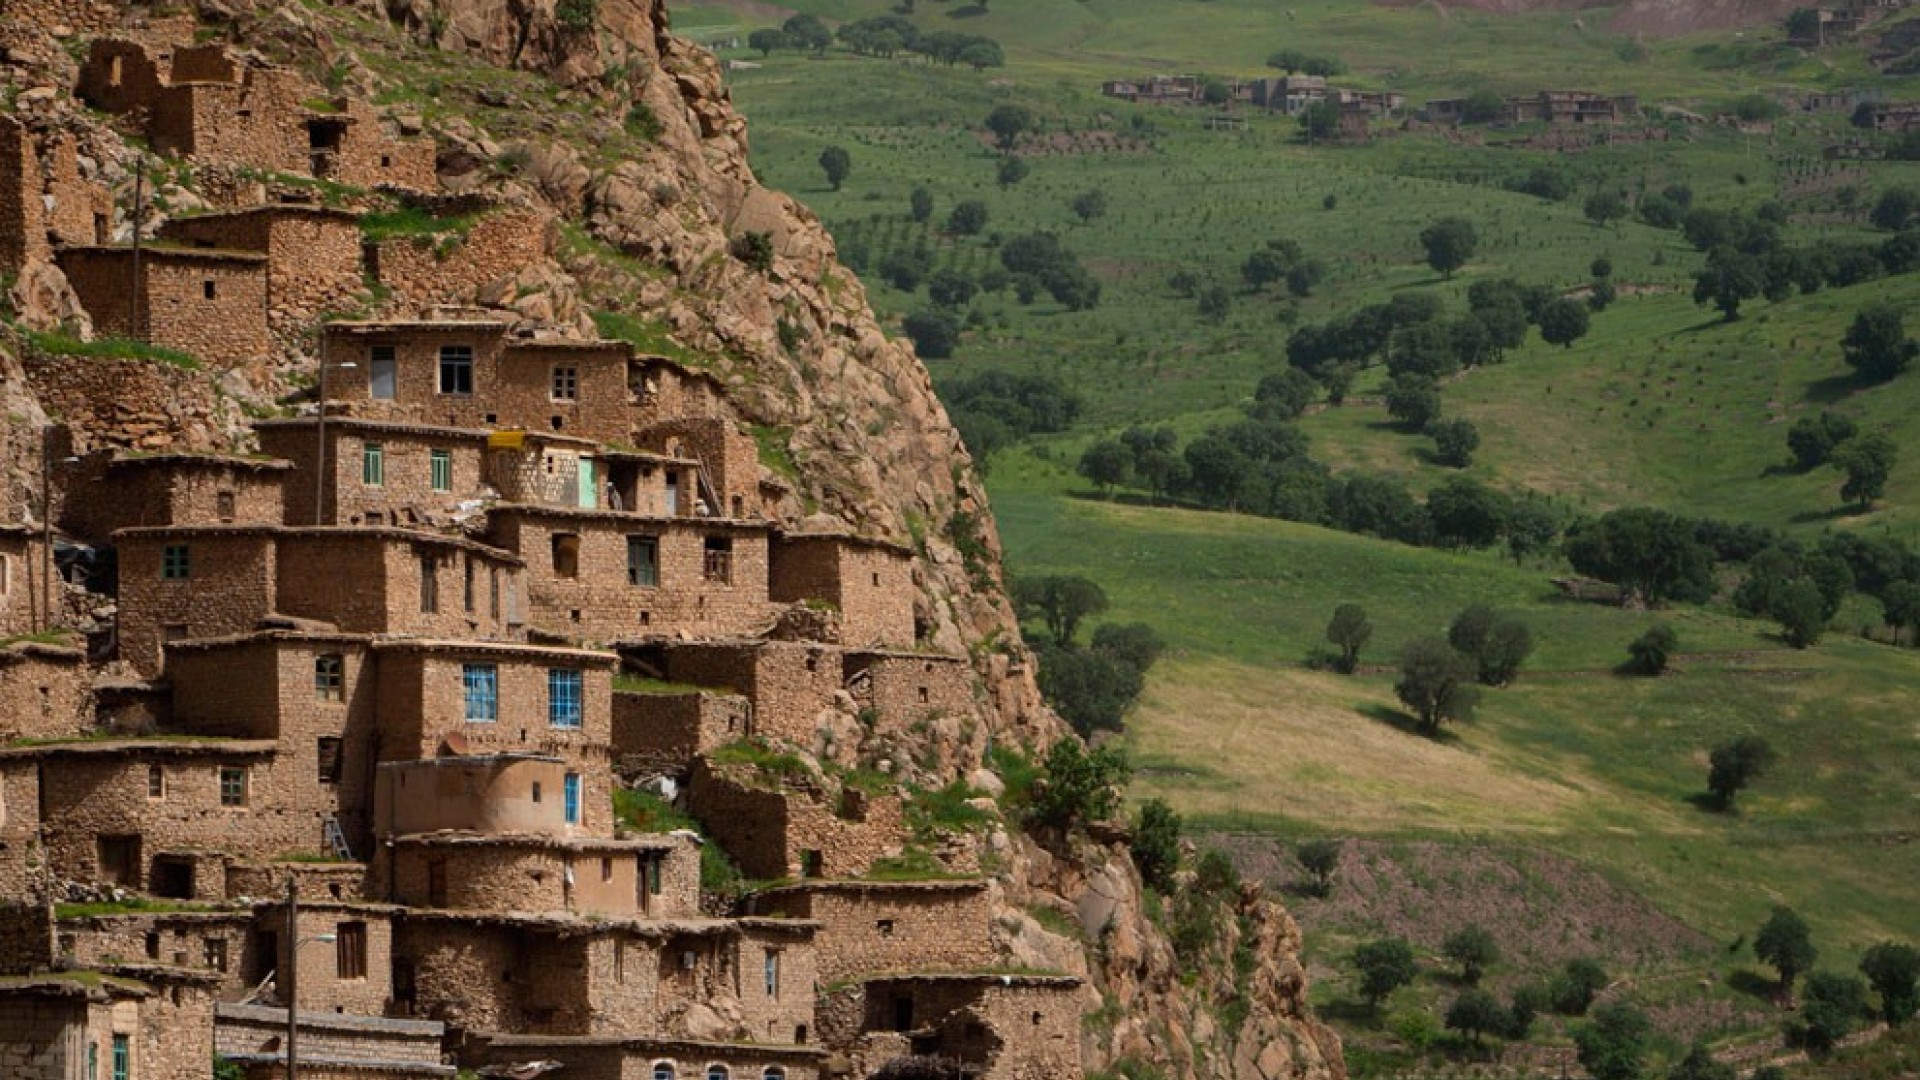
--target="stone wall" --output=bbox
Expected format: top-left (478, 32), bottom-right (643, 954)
top-left (0, 763), bottom-right (48, 902)
top-left (0, 646), bottom-right (92, 743)
top-left (370, 207), bottom-right (555, 308)
top-left (635, 416), bottom-right (764, 520)
top-left (20, 351), bottom-right (234, 455)
top-left (686, 760), bottom-right (905, 881)
top-left (832, 976), bottom-right (1086, 1080)
top-left (464, 1035), bottom-right (823, 1080)
top-left (58, 910), bottom-right (254, 992)
top-left (654, 640), bottom-right (841, 746)
top-left (0, 902), bottom-right (56, 973)
top-left (0, 113), bottom-right (49, 277)
top-left (610, 689), bottom-right (750, 775)
top-left (41, 134), bottom-right (111, 250)
top-left (769, 537), bottom-right (917, 649)
top-left (627, 358), bottom-right (734, 431)
top-left (488, 509), bottom-right (773, 643)
top-left (214, 1002), bottom-right (449, 1073)
top-left (0, 530), bottom-right (44, 637)
top-left (259, 903), bottom-right (397, 1014)
top-left (487, 341), bottom-right (635, 444)
top-left (115, 529), bottom-right (278, 676)
top-left (373, 755), bottom-right (572, 838)
top-left (223, 860), bottom-right (369, 903)
top-left (57, 247), bottom-right (272, 367)
top-left (326, 101), bottom-right (439, 192)
top-left (254, 419), bottom-right (490, 529)
top-left (384, 838), bottom-right (684, 919)
top-left (750, 881), bottom-right (993, 984)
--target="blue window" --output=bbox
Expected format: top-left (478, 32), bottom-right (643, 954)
top-left (112, 1034), bottom-right (129, 1080)
top-left (564, 772), bottom-right (581, 825)
top-left (548, 669), bottom-right (583, 729)
top-left (463, 664), bottom-right (497, 723)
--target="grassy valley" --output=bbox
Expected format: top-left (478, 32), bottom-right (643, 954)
top-left (681, 0), bottom-right (1920, 1071)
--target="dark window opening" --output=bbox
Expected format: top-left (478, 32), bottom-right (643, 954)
top-left (317, 737), bottom-right (343, 783)
top-left (703, 536), bottom-right (733, 584)
top-left (202, 280), bottom-right (216, 300)
top-left (337, 921), bottom-right (368, 979)
top-left (151, 857), bottom-right (193, 900)
top-left (552, 533), bottom-right (581, 579)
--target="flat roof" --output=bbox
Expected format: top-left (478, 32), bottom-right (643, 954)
top-left (859, 971), bottom-right (1084, 988)
top-left (255, 417), bottom-right (493, 440)
top-left (474, 1032), bottom-right (827, 1060)
top-left (0, 972), bottom-right (155, 1001)
top-left (165, 629), bottom-right (374, 651)
top-left (390, 830), bottom-right (681, 853)
top-left (756, 878), bottom-right (987, 898)
top-left (0, 737), bottom-right (277, 760)
top-left (489, 504), bottom-right (770, 532)
top-left (395, 909), bottom-right (820, 937)
top-left (774, 530), bottom-right (915, 557)
top-left (112, 524), bottom-right (522, 562)
top-left (106, 452), bottom-right (292, 472)
top-left (161, 204), bottom-right (360, 224)
top-left (59, 244), bottom-right (268, 264)
top-left (502, 338), bottom-right (632, 355)
top-left (378, 751), bottom-right (564, 768)
top-left (217, 1003), bottom-right (446, 1037)
top-left (322, 320), bottom-right (510, 334)
top-left (369, 638), bottom-right (616, 663)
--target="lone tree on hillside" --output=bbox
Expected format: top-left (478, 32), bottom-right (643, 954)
top-left (1070, 189), bottom-right (1109, 225)
top-left (985, 104), bottom-right (1034, 152)
top-left (818, 146), bottom-right (852, 191)
top-left (996, 156), bottom-right (1030, 188)
top-left (1860, 941), bottom-right (1920, 1024)
top-left (1584, 189), bottom-right (1629, 230)
top-left (1800, 972), bottom-right (1871, 1052)
top-left (1077, 439), bottom-right (1132, 495)
top-left (1706, 734), bottom-right (1775, 809)
top-left (1883, 581), bottom-right (1920, 646)
top-left (909, 186), bottom-right (934, 222)
top-left (1325, 603), bottom-right (1372, 674)
top-left (1755, 906), bottom-right (1818, 993)
top-left (1420, 217), bottom-right (1479, 278)
top-left (1296, 838), bottom-right (1342, 897)
top-left (1773, 577), bottom-right (1829, 648)
top-left (1395, 637), bottom-right (1480, 734)
top-left (1353, 938), bottom-right (1419, 1009)
top-left (1430, 418), bottom-right (1481, 468)
top-left (1842, 304), bottom-right (1919, 383)
top-left (1131, 798), bottom-right (1182, 891)
top-left (1538, 297), bottom-right (1592, 349)
top-left (747, 28), bottom-right (790, 55)
top-left (1444, 925), bottom-right (1501, 985)
top-left (945, 199), bottom-right (989, 236)
top-left (1448, 604), bottom-right (1534, 686)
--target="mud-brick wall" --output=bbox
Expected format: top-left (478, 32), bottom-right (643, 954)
top-left (0, 994), bottom-right (81, 1080)
top-left (370, 208), bottom-right (555, 307)
top-left (757, 884), bottom-right (993, 984)
top-left (610, 690), bottom-right (750, 775)
top-left (0, 649), bottom-right (92, 743)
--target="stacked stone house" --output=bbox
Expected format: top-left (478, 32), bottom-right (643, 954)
top-left (0, 22), bottom-right (1084, 1080)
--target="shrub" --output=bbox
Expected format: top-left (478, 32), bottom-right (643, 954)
top-left (731, 230), bottom-right (774, 272)
top-left (1550, 958), bottom-right (1608, 1014)
top-left (1626, 624), bottom-right (1677, 675)
top-left (1131, 798), bottom-right (1182, 890)
top-left (1296, 838), bottom-right (1342, 896)
top-left (1028, 739), bottom-right (1130, 829)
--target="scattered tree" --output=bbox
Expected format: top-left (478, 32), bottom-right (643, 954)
top-left (781, 13), bottom-right (832, 53)
top-left (909, 185), bottom-right (934, 222)
top-left (996, 156), bottom-right (1030, 188)
top-left (1252, 368), bottom-right (1320, 420)
top-left (1800, 972), bottom-right (1870, 1052)
top-left (1296, 838), bottom-right (1342, 897)
top-left (1325, 603), bottom-right (1372, 674)
top-left (1668, 1042), bottom-right (1736, 1080)
top-left (1566, 508), bottom-right (1716, 607)
top-left (1430, 418), bottom-right (1480, 468)
top-left (1574, 1003), bottom-right (1653, 1080)
top-left (1353, 938), bottom-right (1419, 1009)
top-left (985, 104), bottom-right (1033, 152)
top-left (1626, 624), bottom-right (1677, 675)
top-left (1427, 477), bottom-right (1509, 550)
top-left (1538, 297), bottom-right (1593, 349)
top-left (1077, 439), bottom-right (1132, 495)
top-left (747, 28), bottom-right (790, 55)
top-left (901, 307), bottom-right (960, 359)
top-left (1011, 574), bottom-right (1110, 645)
top-left (1299, 100), bottom-right (1342, 143)
top-left (1446, 988), bottom-right (1510, 1046)
top-left (1707, 734), bottom-right (1776, 809)
top-left (1836, 432), bottom-right (1897, 509)
top-left (1131, 798), bottom-right (1182, 891)
top-left (1870, 187), bottom-right (1918, 231)
top-left (1420, 217), bottom-right (1479, 278)
top-left (1070, 189), bottom-right (1109, 225)
top-left (946, 199), bottom-right (989, 236)
top-left (1029, 738), bottom-right (1130, 828)
top-left (1860, 941), bottom-right (1920, 1025)
top-left (1448, 605), bottom-right (1533, 686)
top-left (1385, 373), bottom-right (1442, 431)
top-left (927, 269), bottom-right (978, 310)
top-left (1585, 189), bottom-right (1630, 229)
top-left (1755, 906), bottom-right (1817, 993)
top-left (1395, 637), bottom-right (1480, 734)
top-left (1841, 303), bottom-right (1918, 383)
top-left (1883, 581), bottom-right (1920, 646)
top-left (1773, 577), bottom-right (1829, 648)
top-left (1444, 925), bottom-right (1501, 985)
top-left (1196, 283), bottom-right (1232, 322)
top-left (1551, 958), bottom-right (1609, 1015)
top-left (1786, 412), bottom-right (1858, 471)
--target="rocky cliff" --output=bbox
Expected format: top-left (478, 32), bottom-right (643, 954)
top-left (0, 0), bottom-right (1341, 1074)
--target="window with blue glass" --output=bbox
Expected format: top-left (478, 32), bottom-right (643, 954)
top-left (564, 772), bottom-right (581, 825)
top-left (463, 664), bottom-right (498, 723)
top-left (112, 1034), bottom-right (129, 1080)
top-left (548, 668), bottom-right (583, 729)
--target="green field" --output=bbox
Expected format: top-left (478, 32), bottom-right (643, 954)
top-left (698, 0), bottom-right (1920, 1067)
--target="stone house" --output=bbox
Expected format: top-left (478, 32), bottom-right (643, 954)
top-left (634, 416), bottom-right (769, 521)
top-left (393, 911), bottom-right (817, 1043)
top-left (0, 970), bottom-right (217, 1080)
top-left (823, 974), bottom-right (1086, 1080)
top-left (57, 245), bottom-right (271, 366)
top-left (487, 506), bottom-right (774, 642)
top-left (629, 639), bottom-right (842, 746)
top-left (1, 114), bottom-right (111, 279)
top-left (1501, 90), bottom-right (1638, 126)
top-left (254, 417), bottom-right (491, 529)
top-left (686, 757), bottom-right (906, 881)
top-left (55, 908), bottom-right (256, 995)
top-left (1864, 101), bottom-right (1920, 133)
top-left (213, 1004), bottom-right (453, 1080)
top-left (60, 453), bottom-right (289, 541)
top-left (381, 833), bottom-right (695, 919)
top-left (843, 651), bottom-right (973, 736)
top-left (748, 880), bottom-right (994, 984)
top-left (76, 39), bottom-right (434, 190)
top-left (0, 526), bottom-right (49, 636)
top-left (0, 759), bottom-right (45, 897)
top-left (485, 433), bottom-right (709, 519)
top-left (463, 1033), bottom-right (825, 1080)
top-left (611, 686), bottom-right (752, 776)
top-left (628, 355), bottom-right (736, 432)
top-left (113, 525), bottom-right (526, 677)
top-left (156, 205), bottom-right (366, 342)
top-left (769, 533), bottom-right (917, 649)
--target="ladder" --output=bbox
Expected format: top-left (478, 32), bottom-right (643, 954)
top-left (323, 816), bottom-right (354, 861)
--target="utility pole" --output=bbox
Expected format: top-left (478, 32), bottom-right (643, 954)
top-left (315, 343), bottom-right (328, 527)
top-left (38, 431), bottom-right (53, 633)
top-left (286, 876), bottom-right (298, 1080)
top-left (130, 159), bottom-right (145, 343)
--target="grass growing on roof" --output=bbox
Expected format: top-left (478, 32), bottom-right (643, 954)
top-left (25, 330), bottom-right (200, 370)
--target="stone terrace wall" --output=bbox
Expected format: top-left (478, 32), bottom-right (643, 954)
top-left (370, 208), bottom-right (555, 308)
top-left (610, 689), bottom-right (750, 776)
top-left (752, 882), bottom-right (993, 984)
top-left (845, 652), bottom-right (973, 736)
top-left (20, 352), bottom-right (234, 455)
top-left (0, 647), bottom-right (92, 743)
